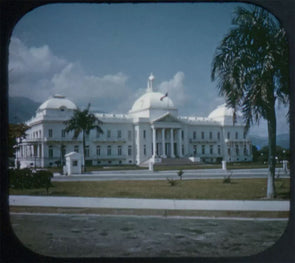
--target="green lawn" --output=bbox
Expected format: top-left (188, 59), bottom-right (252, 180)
top-left (10, 178), bottom-right (290, 200)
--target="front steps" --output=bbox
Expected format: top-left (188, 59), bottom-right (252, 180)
top-left (139, 157), bottom-right (201, 167)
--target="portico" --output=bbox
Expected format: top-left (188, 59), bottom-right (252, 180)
top-left (151, 113), bottom-right (183, 159)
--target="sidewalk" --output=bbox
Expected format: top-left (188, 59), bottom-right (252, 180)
top-left (9, 195), bottom-right (290, 215)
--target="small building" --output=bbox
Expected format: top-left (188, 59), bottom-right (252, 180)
top-left (15, 74), bottom-right (252, 168)
top-left (65, 152), bottom-right (82, 175)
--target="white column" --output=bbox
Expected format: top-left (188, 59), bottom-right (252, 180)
top-left (170, 129), bottom-right (175, 158)
top-left (161, 128), bottom-right (166, 157)
top-left (178, 129), bottom-right (183, 157)
top-left (152, 127), bottom-right (156, 157)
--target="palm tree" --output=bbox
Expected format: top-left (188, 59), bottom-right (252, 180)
top-left (64, 104), bottom-right (103, 172)
top-left (211, 6), bottom-right (289, 198)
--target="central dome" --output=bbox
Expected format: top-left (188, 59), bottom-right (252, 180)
top-left (130, 91), bottom-right (175, 113)
top-left (129, 74), bottom-right (177, 119)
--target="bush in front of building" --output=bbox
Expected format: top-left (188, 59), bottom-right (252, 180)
top-left (177, 170), bottom-right (183, 180)
top-left (9, 168), bottom-right (53, 193)
top-left (167, 177), bottom-right (178, 186)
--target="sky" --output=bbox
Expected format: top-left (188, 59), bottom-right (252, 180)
top-left (8, 2), bottom-right (289, 137)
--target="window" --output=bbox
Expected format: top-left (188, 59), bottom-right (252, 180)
top-left (61, 145), bottom-right (66, 157)
top-left (228, 148), bottom-right (231, 156)
top-left (48, 146), bottom-right (53, 158)
top-left (193, 145), bottom-right (197, 155)
top-left (48, 129), bottom-right (53, 138)
top-left (128, 145), bottom-right (132, 156)
top-left (201, 132), bottom-right (204, 139)
top-left (217, 132), bottom-right (220, 140)
top-left (235, 132), bottom-right (238, 140)
top-left (74, 145), bottom-right (79, 153)
top-left (193, 131), bottom-right (196, 140)
top-left (107, 130), bottom-right (111, 138)
top-left (209, 132), bottom-right (212, 140)
top-left (181, 130), bottom-right (184, 139)
top-left (202, 145), bottom-right (205, 154)
top-left (96, 129), bottom-right (101, 138)
top-left (218, 145), bottom-right (221, 155)
top-left (128, 130), bottom-right (132, 140)
top-left (143, 130), bottom-right (146, 139)
top-left (117, 130), bottom-right (122, 138)
top-left (118, 145), bottom-right (122, 156)
top-left (61, 129), bottom-right (66, 138)
top-left (107, 145), bottom-right (111, 156)
top-left (244, 145), bottom-right (248, 156)
top-left (144, 145), bottom-right (146, 156)
top-left (227, 132), bottom-right (230, 139)
top-left (210, 145), bottom-right (213, 155)
top-left (235, 144), bottom-right (239, 156)
top-left (72, 160), bottom-right (78, 167)
top-left (96, 145), bottom-right (101, 156)
top-left (85, 146), bottom-right (90, 157)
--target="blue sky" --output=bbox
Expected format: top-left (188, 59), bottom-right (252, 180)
top-left (9, 2), bottom-right (289, 136)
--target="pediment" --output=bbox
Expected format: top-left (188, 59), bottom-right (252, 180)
top-left (151, 113), bottom-right (181, 124)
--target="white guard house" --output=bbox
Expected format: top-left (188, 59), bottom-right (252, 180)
top-left (65, 152), bottom-right (82, 175)
top-left (15, 74), bottom-right (252, 168)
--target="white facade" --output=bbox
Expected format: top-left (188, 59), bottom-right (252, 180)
top-left (15, 75), bottom-right (252, 168)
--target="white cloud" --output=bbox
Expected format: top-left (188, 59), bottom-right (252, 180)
top-left (51, 64), bottom-right (129, 110)
top-left (157, 71), bottom-right (188, 107)
top-left (9, 37), bottom-right (131, 112)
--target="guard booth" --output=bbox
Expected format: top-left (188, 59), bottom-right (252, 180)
top-left (65, 152), bottom-right (82, 175)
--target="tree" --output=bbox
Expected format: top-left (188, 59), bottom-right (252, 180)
top-left (211, 6), bottom-right (289, 198)
top-left (64, 104), bottom-right (103, 172)
top-left (8, 123), bottom-right (29, 158)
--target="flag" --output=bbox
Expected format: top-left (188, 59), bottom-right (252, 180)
top-left (160, 92), bottom-right (168, 101)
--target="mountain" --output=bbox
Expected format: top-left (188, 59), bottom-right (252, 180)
top-left (249, 133), bottom-right (290, 149)
top-left (9, 96), bottom-right (40, 123)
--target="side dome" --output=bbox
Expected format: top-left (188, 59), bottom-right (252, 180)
top-left (208, 104), bottom-right (242, 125)
top-left (37, 95), bottom-right (77, 111)
top-left (130, 91), bottom-right (175, 113)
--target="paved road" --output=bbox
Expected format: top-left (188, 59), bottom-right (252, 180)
top-left (53, 168), bottom-right (290, 182)
top-left (10, 213), bottom-right (288, 257)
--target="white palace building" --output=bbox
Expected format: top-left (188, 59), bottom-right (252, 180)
top-left (16, 74), bottom-right (252, 168)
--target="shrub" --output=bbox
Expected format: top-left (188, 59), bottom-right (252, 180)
top-left (177, 170), bottom-right (184, 180)
top-left (167, 177), bottom-right (178, 186)
top-left (9, 168), bottom-right (53, 193)
top-left (223, 170), bottom-right (232, 184)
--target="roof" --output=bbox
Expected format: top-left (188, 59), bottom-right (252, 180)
top-left (208, 104), bottom-right (242, 119)
top-left (38, 95), bottom-right (77, 111)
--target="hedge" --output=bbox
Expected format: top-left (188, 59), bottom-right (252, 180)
top-left (9, 168), bottom-right (53, 193)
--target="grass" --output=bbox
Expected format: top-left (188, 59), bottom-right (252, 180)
top-left (10, 178), bottom-right (290, 200)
